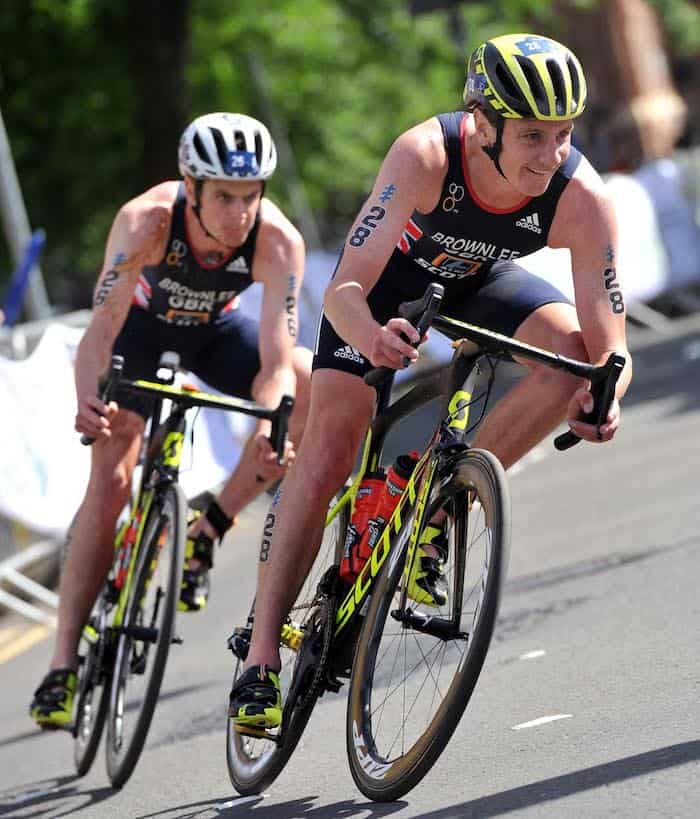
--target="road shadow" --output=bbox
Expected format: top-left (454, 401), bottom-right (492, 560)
top-left (135, 794), bottom-right (406, 819)
top-left (0, 774), bottom-right (114, 818)
top-left (0, 727), bottom-right (54, 750)
top-left (411, 738), bottom-right (700, 817)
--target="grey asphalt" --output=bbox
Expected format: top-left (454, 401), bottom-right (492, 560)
top-left (1, 318), bottom-right (699, 818)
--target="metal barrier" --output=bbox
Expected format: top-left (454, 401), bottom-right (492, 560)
top-left (0, 540), bottom-right (58, 626)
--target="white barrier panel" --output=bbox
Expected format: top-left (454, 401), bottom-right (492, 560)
top-left (0, 324), bottom-right (88, 537)
top-left (0, 325), bottom-right (255, 537)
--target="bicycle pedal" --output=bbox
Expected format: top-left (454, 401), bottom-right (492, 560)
top-left (227, 626), bottom-right (251, 661)
top-left (280, 623), bottom-right (303, 651)
top-left (171, 634), bottom-right (183, 644)
top-left (233, 723), bottom-right (281, 744)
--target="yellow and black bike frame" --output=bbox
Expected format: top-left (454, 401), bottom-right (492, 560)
top-left (329, 342), bottom-right (487, 643)
top-left (84, 374), bottom-right (288, 642)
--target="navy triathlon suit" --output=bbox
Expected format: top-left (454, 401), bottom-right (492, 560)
top-left (114, 183), bottom-right (262, 418)
top-left (314, 110), bottom-right (582, 376)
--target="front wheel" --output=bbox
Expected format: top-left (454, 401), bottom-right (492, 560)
top-left (226, 488), bottom-right (349, 795)
top-left (105, 483), bottom-right (186, 788)
top-left (347, 449), bottom-right (510, 801)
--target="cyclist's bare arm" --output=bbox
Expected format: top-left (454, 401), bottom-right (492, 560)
top-left (549, 160), bottom-right (632, 442)
top-left (250, 202), bottom-right (305, 467)
top-left (324, 118), bottom-right (446, 370)
top-left (74, 183), bottom-right (172, 439)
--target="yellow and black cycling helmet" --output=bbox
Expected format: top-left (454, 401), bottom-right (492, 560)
top-left (464, 33), bottom-right (587, 121)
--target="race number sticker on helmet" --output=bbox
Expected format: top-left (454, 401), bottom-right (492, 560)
top-left (178, 112), bottom-right (277, 181)
top-left (225, 151), bottom-right (260, 177)
top-left (515, 35), bottom-right (558, 55)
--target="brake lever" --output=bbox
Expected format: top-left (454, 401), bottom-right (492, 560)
top-left (364, 283), bottom-right (445, 388)
top-left (269, 395), bottom-right (295, 465)
top-left (554, 353), bottom-right (626, 451)
top-left (81, 355), bottom-right (125, 446)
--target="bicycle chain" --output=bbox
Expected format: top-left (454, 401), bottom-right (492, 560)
top-left (293, 595), bottom-right (334, 711)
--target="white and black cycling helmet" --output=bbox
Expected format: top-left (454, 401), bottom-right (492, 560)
top-left (178, 112), bottom-right (277, 181)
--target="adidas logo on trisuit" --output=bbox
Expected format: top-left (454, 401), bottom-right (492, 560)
top-left (515, 212), bottom-right (542, 234)
top-left (333, 345), bottom-right (365, 363)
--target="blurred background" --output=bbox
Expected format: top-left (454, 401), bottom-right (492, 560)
top-left (0, 0), bottom-right (698, 314)
top-left (0, 0), bottom-right (699, 615)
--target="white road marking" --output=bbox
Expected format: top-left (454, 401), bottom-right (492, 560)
top-left (217, 794), bottom-right (267, 810)
top-left (519, 649), bottom-right (546, 660)
top-left (683, 340), bottom-right (700, 361)
top-left (512, 714), bottom-right (572, 730)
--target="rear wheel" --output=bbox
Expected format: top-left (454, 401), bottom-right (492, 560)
top-left (226, 489), bottom-right (349, 795)
top-left (105, 483), bottom-right (186, 788)
top-left (347, 450), bottom-right (510, 801)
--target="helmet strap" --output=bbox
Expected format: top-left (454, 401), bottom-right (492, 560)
top-left (481, 118), bottom-right (507, 180)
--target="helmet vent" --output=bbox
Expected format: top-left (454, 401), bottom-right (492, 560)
top-left (233, 130), bottom-right (246, 151)
top-left (495, 62), bottom-right (521, 104)
top-left (515, 57), bottom-right (547, 113)
top-left (210, 127), bottom-right (229, 167)
top-left (193, 133), bottom-right (212, 166)
top-left (546, 59), bottom-right (567, 116)
top-left (567, 56), bottom-right (581, 110)
top-left (254, 132), bottom-right (263, 166)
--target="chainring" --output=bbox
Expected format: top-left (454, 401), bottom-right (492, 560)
top-left (288, 596), bottom-right (334, 712)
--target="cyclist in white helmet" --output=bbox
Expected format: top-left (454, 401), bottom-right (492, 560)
top-left (30, 112), bottom-right (312, 729)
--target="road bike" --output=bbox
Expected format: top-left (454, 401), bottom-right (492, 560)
top-left (226, 283), bottom-right (625, 800)
top-left (72, 352), bottom-right (293, 789)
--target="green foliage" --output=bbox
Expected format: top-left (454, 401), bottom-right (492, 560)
top-left (190, 1), bottom-right (462, 241)
top-left (0, 0), bottom-right (696, 308)
top-left (0, 1), bottom-right (139, 303)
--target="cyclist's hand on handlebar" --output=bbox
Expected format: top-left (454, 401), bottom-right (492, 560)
top-left (253, 433), bottom-right (295, 482)
top-left (75, 395), bottom-right (119, 439)
top-left (369, 318), bottom-right (422, 369)
top-left (566, 388), bottom-right (620, 443)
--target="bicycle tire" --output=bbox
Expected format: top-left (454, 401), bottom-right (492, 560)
top-left (73, 596), bottom-right (110, 776)
top-left (105, 482), bottom-right (187, 788)
top-left (347, 449), bottom-right (510, 801)
top-left (226, 489), bottom-right (349, 795)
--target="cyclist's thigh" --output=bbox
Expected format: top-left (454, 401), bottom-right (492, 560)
top-left (447, 260), bottom-right (573, 340)
top-left (190, 309), bottom-right (260, 399)
top-left (112, 307), bottom-right (206, 419)
top-left (297, 369), bottom-right (375, 479)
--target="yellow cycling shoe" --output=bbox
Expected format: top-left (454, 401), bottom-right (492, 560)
top-left (406, 524), bottom-right (448, 607)
top-left (29, 668), bottom-right (77, 730)
top-left (228, 664), bottom-right (282, 731)
top-left (179, 529), bottom-right (214, 613)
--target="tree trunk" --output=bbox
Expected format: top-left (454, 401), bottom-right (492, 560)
top-left (125, 0), bottom-right (191, 186)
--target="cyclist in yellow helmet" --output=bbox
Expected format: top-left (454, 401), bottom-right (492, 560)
top-left (230, 34), bottom-right (632, 730)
